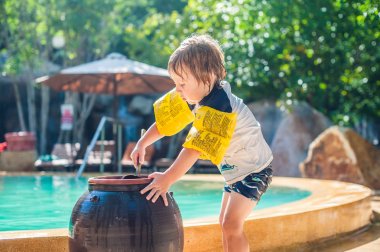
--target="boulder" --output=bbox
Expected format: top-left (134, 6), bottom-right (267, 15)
top-left (271, 102), bottom-right (331, 177)
top-left (300, 126), bottom-right (380, 189)
top-left (247, 100), bottom-right (284, 145)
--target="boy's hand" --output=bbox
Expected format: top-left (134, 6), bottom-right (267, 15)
top-left (130, 143), bottom-right (146, 169)
top-left (140, 172), bottom-right (172, 207)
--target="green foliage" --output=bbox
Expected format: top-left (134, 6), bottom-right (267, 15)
top-left (1, 0), bottom-right (378, 131)
top-left (123, 0), bottom-right (379, 129)
top-left (0, 0), bottom-right (185, 73)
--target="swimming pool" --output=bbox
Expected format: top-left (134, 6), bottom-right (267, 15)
top-left (0, 175), bottom-right (311, 231)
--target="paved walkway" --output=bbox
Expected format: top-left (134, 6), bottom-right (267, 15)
top-left (311, 194), bottom-right (380, 252)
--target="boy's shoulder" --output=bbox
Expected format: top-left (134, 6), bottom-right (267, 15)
top-left (199, 81), bottom-right (232, 113)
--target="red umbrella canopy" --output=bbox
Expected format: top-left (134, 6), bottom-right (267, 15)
top-left (37, 53), bottom-right (174, 95)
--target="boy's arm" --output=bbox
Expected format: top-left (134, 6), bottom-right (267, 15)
top-left (164, 147), bottom-right (201, 183)
top-left (141, 147), bottom-right (200, 206)
top-left (131, 122), bottom-right (163, 168)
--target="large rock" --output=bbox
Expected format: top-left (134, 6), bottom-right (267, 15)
top-left (247, 100), bottom-right (284, 145)
top-left (271, 102), bottom-right (331, 177)
top-left (300, 126), bottom-right (380, 189)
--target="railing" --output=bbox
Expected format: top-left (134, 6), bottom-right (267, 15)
top-left (75, 116), bottom-right (123, 179)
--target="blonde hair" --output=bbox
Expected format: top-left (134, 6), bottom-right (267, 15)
top-left (168, 34), bottom-right (226, 88)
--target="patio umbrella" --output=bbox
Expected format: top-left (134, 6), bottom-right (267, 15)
top-left (36, 53), bottom-right (174, 172)
top-left (36, 52), bottom-right (174, 118)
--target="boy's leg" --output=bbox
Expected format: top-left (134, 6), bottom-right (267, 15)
top-left (221, 191), bottom-right (257, 252)
top-left (219, 192), bottom-right (230, 251)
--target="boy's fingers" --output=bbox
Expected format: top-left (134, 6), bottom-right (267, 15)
top-left (131, 153), bottom-right (138, 168)
top-left (130, 151), bottom-right (145, 168)
top-left (140, 183), bottom-right (152, 195)
top-left (162, 194), bottom-right (168, 207)
top-left (145, 189), bottom-right (157, 201)
top-left (151, 191), bottom-right (161, 203)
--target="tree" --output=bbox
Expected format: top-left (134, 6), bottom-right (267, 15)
top-left (121, 0), bottom-right (380, 144)
top-left (0, 0), bottom-right (189, 153)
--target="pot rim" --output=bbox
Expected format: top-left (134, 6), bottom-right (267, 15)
top-left (88, 175), bottom-right (152, 185)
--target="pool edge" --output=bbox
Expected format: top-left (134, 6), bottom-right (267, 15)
top-left (0, 176), bottom-right (373, 252)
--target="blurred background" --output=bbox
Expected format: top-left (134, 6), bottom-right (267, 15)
top-left (0, 0), bottom-right (379, 179)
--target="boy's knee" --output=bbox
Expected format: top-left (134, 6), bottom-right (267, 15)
top-left (221, 217), bottom-right (243, 234)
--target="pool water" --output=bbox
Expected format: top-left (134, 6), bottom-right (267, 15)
top-left (0, 176), bottom-right (311, 231)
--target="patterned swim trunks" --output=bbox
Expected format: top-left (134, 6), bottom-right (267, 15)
top-left (223, 164), bottom-right (273, 201)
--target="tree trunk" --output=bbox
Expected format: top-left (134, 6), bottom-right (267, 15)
top-left (11, 80), bottom-right (26, 131)
top-left (26, 70), bottom-right (36, 134)
top-left (39, 4), bottom-right (53, 154)
top-left (39, 86), bottom-right (50, 154)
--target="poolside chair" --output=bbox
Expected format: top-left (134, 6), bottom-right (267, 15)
top-left (75, 140), bottom-right (115, 168)
top-left (153, 128), bottom-right (188, 172)
top-left (34, 143), bottom-right (80, 171)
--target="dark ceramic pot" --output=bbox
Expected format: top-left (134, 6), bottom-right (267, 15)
top-left (69, 175), bottom-right (184, 252)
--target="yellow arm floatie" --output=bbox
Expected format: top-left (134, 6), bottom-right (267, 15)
top-left (183, 106), bottom-right (237, 165)
top-left (153, 89), bottom-right (195, 136)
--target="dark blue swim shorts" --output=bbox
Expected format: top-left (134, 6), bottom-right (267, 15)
top-left (223, 164), bottom-right (273, 201)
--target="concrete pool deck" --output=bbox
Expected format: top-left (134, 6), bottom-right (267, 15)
top-left (0, 174), bottom-right (374, 251)
top-left (311, 194), bottom-right (380, 252)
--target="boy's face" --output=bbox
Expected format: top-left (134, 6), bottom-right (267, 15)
top-left (169, 67), bottom-right (212, 105)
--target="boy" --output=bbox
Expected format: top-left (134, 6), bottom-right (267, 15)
top-left (131, 34), bottom-right (273, 252)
